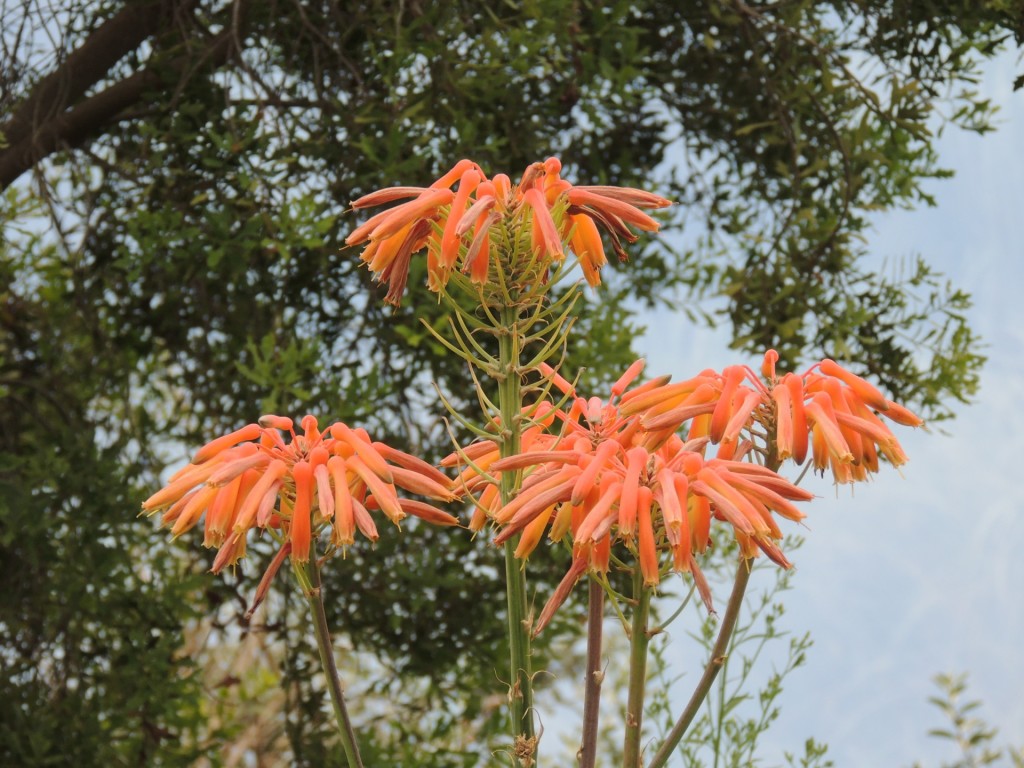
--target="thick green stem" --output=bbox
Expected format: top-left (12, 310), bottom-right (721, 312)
top-left (300, 560), bottom-right (363, 768)
top-left (646, 559), bottom-right (753, 768)
top-left (497, 304), bottom-right (536, 764)
top-left (623, 569), bottom-right (653, 768)
top-left (579, 578), bottom-right (605, 768)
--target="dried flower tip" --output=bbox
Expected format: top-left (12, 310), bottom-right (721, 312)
top-left (259, 414), bottom-right (293, 431)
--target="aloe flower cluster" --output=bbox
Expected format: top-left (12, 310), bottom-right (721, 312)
top-left (446, 352), bottom-right (922, 634)
top-left (139, 156), bottom-right (931, 768)
top-left (345, 157), bottom-right (672, 302)
top-left (761, 353), bottom-right (924, 481)
top-left (142, 415), bottom-right (458, 571)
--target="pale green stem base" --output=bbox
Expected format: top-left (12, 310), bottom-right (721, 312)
top-left (623, 570), bottom-right (653, 768)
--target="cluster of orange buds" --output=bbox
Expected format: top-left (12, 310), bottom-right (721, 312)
top-left (620, 350), bottom-right (924, 483)
top-left (763, 353), bottom-right (924, 482)
top-left (141, 415), bottom-right (459, 573)
top-left (344, 157), bottom-right (672, 302)
top-left (447, 360), bottom-right (815, 634)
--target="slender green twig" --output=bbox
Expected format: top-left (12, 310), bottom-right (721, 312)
top-left (531, 278), bottom-right (579, 321)
top-left (440, 287), bottom-right (490, 330)
top-left (465, 362), bottom-right (502, 421)
top-left (299, 559), bottom-right (363, 768)
top-left (595, 570), bottom-right (631, 632)
top-left (420, 316), bottom-right (494, 368)
top-left (623, 569), bottom-right (653, 768)
top-left (450, 312), bottom-right (500, 367)
top-left (646, 559), bottom-right (753, 768)
top-left (524, 316), bottom-right (577, 369)
top-left (579, 577), bottom-right (605, 768)
top-left (651, 579), bottom-right (696, 633)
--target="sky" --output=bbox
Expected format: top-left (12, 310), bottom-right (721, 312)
top-left (635, 51), bottom-right (1024, 765)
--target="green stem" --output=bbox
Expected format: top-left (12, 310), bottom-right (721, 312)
top-left (646, 558), bottom-right (753, 768)
top-left (579, 578), bottom-right (605, 768)
top-left (497, 303), bottom-right (536, 764)
top-left (300, 559), bottom-right (363, 768)
top-left (623, 569), bottom-right (653, 768)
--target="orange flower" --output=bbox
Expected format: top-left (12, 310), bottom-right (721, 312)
top-left (451, 359), bottom-right (812, 635)
top-left (622, 348), bottom-right (923, 484)
top-left (345, 157), bottom-right (671, 302)
top-left (762, 352), bottom-right (924, 483)
top-left (446, 352), bottom-right (920, 634)
top-left (142, 415), bottom-right (459, 589)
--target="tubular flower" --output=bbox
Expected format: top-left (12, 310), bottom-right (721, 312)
top-left (445, 353), bottom-right (919, 633)
top-left (141, 415), bottom-right (459, 579)
top-left (625, 350), bottom-right (924, 483)
top-left (760, 352), bottom-right (924, 483)
top-left (449, 360), bottom-right (813, 635)
top-left (345, 157), bottom-right (671, 302)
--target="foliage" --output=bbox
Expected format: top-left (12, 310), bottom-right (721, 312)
top-left (912, 674), bottom-right (1024, 768)
top-left (0, 189), bottom-right (219, 764)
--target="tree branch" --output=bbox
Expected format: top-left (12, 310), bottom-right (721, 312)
top-left (0, 0), bottom-right (248, 190)
top-left (2, 1), bottom-right (190, 146)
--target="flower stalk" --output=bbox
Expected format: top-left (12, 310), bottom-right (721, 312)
top-left (579, 578), bottom-right (605, 768)
top-left (300, 558), bottom-right (364, 768)
top-left (497, 302), bottom-right (537, 764)
top-left (623, 568), bottom-right (654, 768)
top-left (647, 557), bottom-right (752, 768)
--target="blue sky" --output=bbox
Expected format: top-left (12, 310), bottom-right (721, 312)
top-left (636, 51), bottom-right (1024, 764)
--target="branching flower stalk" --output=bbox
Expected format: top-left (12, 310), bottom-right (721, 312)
top-left (439, 234), bottom-right (578, 761)
top-left (344, 156), bottom-right (671, 763)
top-left (464, 246), bottom-right (583, 761)
top-left (473, 345), bottom-right (920, 764)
